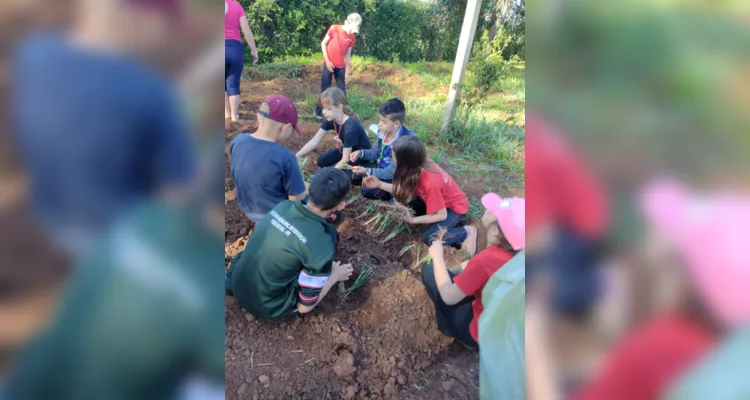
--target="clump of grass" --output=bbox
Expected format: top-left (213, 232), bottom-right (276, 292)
top-left (342, 265), bottom-right (373, 299)
top-left (360, 202), bottom-right (414, 243)
top-left (400, 244), bottom-right (432, 270)
top-left (298, 157), bottom-right (312, 180)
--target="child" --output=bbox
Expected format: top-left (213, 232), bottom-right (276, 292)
top-left (350, 98), bottom-right (415, 200)
top-left (230, 94), bottom-right (307, 223)
top-left (2, 148), bottom-right (227, 400)
top-left (574, 179), bottom-right (748, 400)
top-left (296, 88), bottom-right (372, 180)
top-left (421, 194), bottom-right (525, 347)
top-left (363, 135), bottom-right (478, 253)
top-left (314, 13), bottom-right (362, 119)
top-left (225, 168), bottom-right (355, 319)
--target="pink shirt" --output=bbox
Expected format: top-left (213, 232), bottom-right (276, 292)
top-left (224, 1), bottom-right (246, 42)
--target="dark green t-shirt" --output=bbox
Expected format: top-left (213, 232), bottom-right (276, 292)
top-left (3, 202), bottom-right (224, 400)
top-left (228, 200), bottom-right (336, 320)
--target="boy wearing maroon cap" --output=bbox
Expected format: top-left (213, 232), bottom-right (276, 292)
top-left (229, 95), bottom-right (307, 222)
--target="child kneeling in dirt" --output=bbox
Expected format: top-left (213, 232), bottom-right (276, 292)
top-left (421, 194), bottom-right (525, 348)
top-left (296, 88), bottom-right (372, 182)
top-left (226, 167), bottom-right (355, 319)
top-left (350, 98), bottom-right (415, 200)
top-left (363, 135), bottom-right (478, 255)
top-left (229, 94), bottom-right (307, 223)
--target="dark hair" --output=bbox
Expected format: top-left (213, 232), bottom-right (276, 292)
top-left (392, 136), bottom-right (437, 204)
top-left (378, 98), bottom-right (406, 123)
top-left (309, 167), bottom-right (351, 210)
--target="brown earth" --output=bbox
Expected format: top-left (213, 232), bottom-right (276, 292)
top-left (224, 80), bottom-right (493, 399)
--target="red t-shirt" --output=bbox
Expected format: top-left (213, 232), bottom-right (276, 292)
top-left (416, 165), bottom-right (469, 215)
top-left (525, 112), bottom-right (609, 238)
top-left (453, 245), bottom-right (514, 342)
top-left (324, 25), bottom-right (356, 68)
top-left (574, 313), bottom-right (716, 400)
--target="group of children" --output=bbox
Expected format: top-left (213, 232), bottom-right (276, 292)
top-left (226, 88), bottom-right (527, 348)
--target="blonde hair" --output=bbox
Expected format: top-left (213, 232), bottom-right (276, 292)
top-left (320, 87), bottom-right (358, 119)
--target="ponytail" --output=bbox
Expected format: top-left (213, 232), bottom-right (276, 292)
top-left (343, 105), bottom-right (359, 120)
top-left (320, 87), bottom-right (358, 120)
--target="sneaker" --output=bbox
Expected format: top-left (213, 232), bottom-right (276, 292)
top-left (461, 225), bottom-right (478, 257)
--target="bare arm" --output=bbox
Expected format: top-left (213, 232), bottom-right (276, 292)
top-left (297, 262), bottom-right (352, 313)
top-left (430, 243), bottom-right (470, 306)
top-left (411, 208), bottom-right (448, 225)
top-left (321, 36), bottom-right (331, 64)
top-left (239, 16), bottom-right (258, 57)
top-left (335, 147), bottom-right (353, 169)
top-left (345, 48), bottom-right (352, 70)
top-left (296, 128), bottom-right (327, 158)
top-left (449, 260), bottom-right (470, 275)
top-left (297, 276), bottom-right (337, 314)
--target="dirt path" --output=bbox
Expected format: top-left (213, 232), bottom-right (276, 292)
top-left (224, 83), bottom-right (490, 399)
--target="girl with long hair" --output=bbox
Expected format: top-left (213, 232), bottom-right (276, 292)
top-left (364, 135), bottom-right (478, 254)
top-left (296, 88), bottom-right (373, 177)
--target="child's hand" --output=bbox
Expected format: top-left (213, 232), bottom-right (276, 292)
top-left (428, 240), bottom-right (445, 260)
top-left (332, 261), bottom-right (354, 282)
top-left (325, 61), bottom-right (335, 73)
top-left (363, 175), bottom-right (381, 189)
top-left (349, 151), bottom-right (361, 162)
top-left (351, 166), bottom-right (367, 175)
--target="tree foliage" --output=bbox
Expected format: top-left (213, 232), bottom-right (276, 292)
top-left (238, 0), bottom-right (525, 63)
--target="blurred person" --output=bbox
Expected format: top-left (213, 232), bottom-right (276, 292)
top-left (574, 179), bottom-right (750, 400)
top-left (224, 0), bottom-right (257, 122)
top-left (421, 195), bottom-right (525, 348)
top-left (525, 111), bottom-right (612, 389)
top-left (1, 147), bottom-right (225, 400)
top-left (314, 13), bottom-right (362, 120)
top-left (225, 167), bottom-right (354, 319)
top-left (229, 95), bottom-right (306, 223)
top-left (9, 0), bottom-right (196, 259)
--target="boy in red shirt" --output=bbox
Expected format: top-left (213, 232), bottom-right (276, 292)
top-left (419, 193), bottom-right (525, 347)
top-left (315, 13), bottom-right (362, 120)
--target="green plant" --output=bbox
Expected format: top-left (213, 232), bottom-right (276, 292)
top-left (342, 265), bottom-right (373, 299)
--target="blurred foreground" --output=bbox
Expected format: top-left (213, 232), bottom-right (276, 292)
top-left (526, 1), bottom-right (750, 399)
top-left (0, 0), bottom-right (223, 398)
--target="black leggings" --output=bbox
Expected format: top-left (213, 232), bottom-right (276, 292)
top-left (420, 261), bottom-right (477, 347)
top-left (317, 148), bottom-right (375, 185)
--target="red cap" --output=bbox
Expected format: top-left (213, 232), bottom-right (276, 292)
top-left (126, 0), bottom-right (182, 23)
top-left (260, 95), bottom-right (302, 137)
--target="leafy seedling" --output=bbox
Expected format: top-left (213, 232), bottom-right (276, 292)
top-left (342, 265), bottom-right (373, 299)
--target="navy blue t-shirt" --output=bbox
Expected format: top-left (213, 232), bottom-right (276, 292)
top-left (321, 117), bottom-right (372, 150)
top-left (10, 33), bottom-right (195, 250)
top-left (229, 134), bottom-right (306, 221)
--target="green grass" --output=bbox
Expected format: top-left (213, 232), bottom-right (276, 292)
top-left (245, 55), bottom-right (525, 184)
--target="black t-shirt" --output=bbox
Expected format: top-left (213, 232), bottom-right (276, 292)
top-left (321, 117), bottom-right (372, 150)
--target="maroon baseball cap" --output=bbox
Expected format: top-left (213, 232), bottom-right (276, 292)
top-left (259, 95), bottom-right (302, 137)
top-left (126, 0), bottom-right (183, 23)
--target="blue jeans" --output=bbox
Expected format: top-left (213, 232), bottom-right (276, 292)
top-left (225, 40), bottom-right (244, 96)
top-left (315, 64), bottom-right (347, 115)
top-left (410, 199), bottom-right (468, 247)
